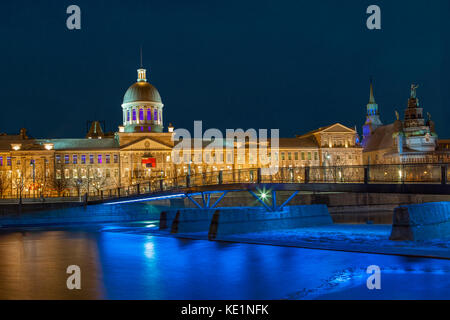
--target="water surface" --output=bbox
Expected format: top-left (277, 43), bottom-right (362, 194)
top-left (0, 222), bottom-right (449, 299)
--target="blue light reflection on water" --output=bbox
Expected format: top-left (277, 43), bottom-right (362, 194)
top-left (96, 232), bottom-right (450, 300)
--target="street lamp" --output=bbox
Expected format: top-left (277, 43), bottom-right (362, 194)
top-left (30, 159), bottom-right (35, 199)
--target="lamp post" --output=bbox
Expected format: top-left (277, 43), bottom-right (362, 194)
top-left (30, 159), bottom-right (35, 199)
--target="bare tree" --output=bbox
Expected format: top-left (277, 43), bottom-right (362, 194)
top-left (91, 169), bottom-right (109, 196)
top-left (0, 172), bottom-right (10, 199)
top-left (51, 165), bottom-right (69, 197)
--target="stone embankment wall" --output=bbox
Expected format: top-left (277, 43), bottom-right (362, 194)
top-left (390, 202), bottom-right (450, 241)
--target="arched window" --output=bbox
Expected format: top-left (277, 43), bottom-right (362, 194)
top-left (132, 109), bottom-right (137, 121)
top-left (154, 109), bottom-right (158, 123)
top-left (127, 110), bottom-right (130, 122)
top-left (147, 108), bottom-right (152, 121)
top-left (139, 108), bottom-right (144, 121)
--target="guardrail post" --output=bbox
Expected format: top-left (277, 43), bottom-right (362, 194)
top-left (364, 166), bottom-right (369, 185)
top-left (137, 184), bottom-right (140, 195)
top-left (305, 167), bottom-right (310, 184)
top-left (186, 175), bottom-right (191, 188)
top-left (218, 171), bottom-right (223, 185)
top-left (257, 168), bottom-right (261, 184)
top-left (442, 165), bottom-right (448, 185)
top-left (160, 179), bottom-right (163, 191)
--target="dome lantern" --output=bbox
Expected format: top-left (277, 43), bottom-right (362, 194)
top-left (137, 68), bottom-right (147, 82)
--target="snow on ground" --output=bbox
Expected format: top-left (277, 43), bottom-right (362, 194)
top-left (213, 224), bottom-right (450, 259)
top-left (102, 222), bottom-right (450, 259)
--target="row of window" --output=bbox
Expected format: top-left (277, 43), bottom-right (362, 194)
top-left (56, 154), bottom-right (119, 165)
top-left (0, 156), bottom-right (12, 166)
top-left (174, 151), bottom-right (321, 164)
top-left (280, 152), bottom-right (319, 161)
top-left (56, 168), bottom-right (120, 179)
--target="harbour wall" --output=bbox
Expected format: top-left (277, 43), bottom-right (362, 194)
top-left (0, 202), bottom-right (163, 228)
top-left (390, 202), bottom-right (450, 241)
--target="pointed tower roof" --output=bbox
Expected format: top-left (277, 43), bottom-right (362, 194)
top-left (369, 79), bottom-right (376, 104)
top-left (86, 121), bottom-right (105, 139)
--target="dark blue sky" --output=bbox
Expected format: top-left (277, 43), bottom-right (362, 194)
top-left (0, 0), bottom-right (448, 138)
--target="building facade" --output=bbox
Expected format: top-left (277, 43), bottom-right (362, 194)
top-left (362, 82), bottom-right (449, 165)
top-left (0, 66), bottom-right (362, 198)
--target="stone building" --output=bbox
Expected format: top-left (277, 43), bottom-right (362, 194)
top-left (0, 66), bottom-right (362, 198)
top-left (362, 82), bottom-right (449, 165)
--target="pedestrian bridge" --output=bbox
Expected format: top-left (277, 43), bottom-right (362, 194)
top-left (93, 164), bottom-right (450, 211)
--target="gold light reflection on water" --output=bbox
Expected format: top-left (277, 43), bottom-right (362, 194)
top-left (0, 231), bottom-right (104, 300)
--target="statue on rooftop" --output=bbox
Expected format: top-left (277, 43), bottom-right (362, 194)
top-left (410, 84), bottom-right (419, 99)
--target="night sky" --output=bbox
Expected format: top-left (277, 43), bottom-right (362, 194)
top-left (0, 0), bottom-right (448, 139)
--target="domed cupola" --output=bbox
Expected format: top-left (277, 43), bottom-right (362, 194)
top-left (121, 67), bottom-right (164, 133)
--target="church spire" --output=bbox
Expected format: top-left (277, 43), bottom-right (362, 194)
top-left (369, 78), bottom-right (376, 104)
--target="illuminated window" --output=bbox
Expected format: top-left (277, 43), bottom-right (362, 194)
top-left (132, 109), bottom-right (137, 121)
top-left (294, 153), bottom-right (298, 161)
top-left (281, 153), bottom-right (285, 161)
top-left (301, 152), bottom-right (305, 160)
top-left (56, 169), bottom-right (61, 179)
top-left (98, 155), bottom-right (102, 164)
top-left (0, 156), bottom-right (2, 166)
top-left (89, 155), bottom-right (94, 164)
top-left (106, 155), bottom-right (110, 164)
top-left (73, 169), bottom-right (78, 179)
top-left (139, 108), bottom-right (144, 121)
top-left (288, 152), bottom-right (292, 161)
top-left (314, 152), bottom-right (318, 161)
top-left (7, 157), bottom-right (11, 166)
top-left (127, 110), bottom-right (130, 122)
top-left (73, 155), bottom-right (77, 164)
top-left (106, 169), bottom-right (110, 178)
top-left (65, 169), bottom-right (70, 179)
top-left (56, 155), bottom-right (61, 164)
top-left (147, 108), bottom-right (152, 121)
top-left (64, 155), bottom-right (69, 164)
top-left (114, 154), bottom-right (118, 163)
top-left (81, 155), bottom-right (86, 164)
top-left (154, 109), bottom-right (158, 123)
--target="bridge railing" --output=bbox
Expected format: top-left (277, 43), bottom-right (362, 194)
top-left (91, 163), bottom-right (449, 202)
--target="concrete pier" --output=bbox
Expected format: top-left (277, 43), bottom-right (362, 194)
top-left (163, 205), bottom-right (333, 239)
top-left (390, 202), bottom-right (450, 241)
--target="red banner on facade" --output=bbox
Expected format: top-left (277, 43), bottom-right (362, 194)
top-left (141, 157), bottom-right (156, 168)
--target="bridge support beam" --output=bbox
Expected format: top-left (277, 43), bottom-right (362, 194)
top-left (186, 194), bottom-right (203, 209)
top-left (211, 192), bottom-right (228, 208)
top-left (185, 191), bottom-right (229, 209)
top-left (279, 191), bottom-right (300, 210)
top-left (249, 190), bottom-right (300, 212)
top-left (248, 190), bottom-right (273, 211)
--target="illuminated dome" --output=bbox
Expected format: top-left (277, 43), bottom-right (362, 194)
top-left (121, 68), bottom-right (165, 133)
top-left (123, 81), bottom-right (162, 104)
